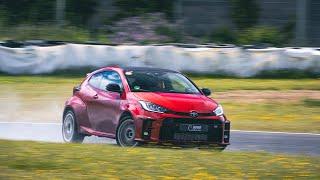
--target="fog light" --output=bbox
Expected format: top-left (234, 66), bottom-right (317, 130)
top-left (142, 119), bottom-right (153, 140)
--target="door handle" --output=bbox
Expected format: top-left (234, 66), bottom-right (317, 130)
top-left (93, 94), bottom-right (98, 99)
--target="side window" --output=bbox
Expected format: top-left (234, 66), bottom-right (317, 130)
top-left (88, 73), bottom-right (102, 89)
top-left (99, 71), bottom-right (123, 91)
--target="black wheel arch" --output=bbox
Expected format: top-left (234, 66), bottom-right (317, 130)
top-left (119, 111), bottom-right (133, 123)
top-left (63, 106), bottom-right (74, 119)
top-left (117, 111), bottom-right (134, 135)
top-left (116, 111), bottom-right (139, 147)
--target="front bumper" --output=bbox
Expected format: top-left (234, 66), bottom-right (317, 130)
top-left (134, 113), bottom-right (230, 145)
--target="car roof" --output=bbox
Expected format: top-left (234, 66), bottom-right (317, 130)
top-left (89, 66), bottom-right (180, 77)
top-left (122, 66), bottom-right (179, 73)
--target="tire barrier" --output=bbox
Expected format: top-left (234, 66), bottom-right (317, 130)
top-left (0, 43), bottom-right (319, 77)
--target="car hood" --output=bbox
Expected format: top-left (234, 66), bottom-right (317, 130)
top-left (133, 92), bottom-right (218, 113)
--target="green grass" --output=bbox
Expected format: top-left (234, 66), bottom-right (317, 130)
top-left (193, 77), bottom-right (320, 92)
top-left (0, 140), bottom-right (319, 179)
top-left (0, 75), bottom-right (83, 85)
top-left (1, 75), bottom-right (320, 92)
top-left (304, 99), bottom-right (320, 107)
top-left (222, 101), bottom-right (320, 133)
top-left (0, 75), bottom-right (319, 132)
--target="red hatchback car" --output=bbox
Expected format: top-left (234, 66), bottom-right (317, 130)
top-left (62, 66), bottom-right (230, 148)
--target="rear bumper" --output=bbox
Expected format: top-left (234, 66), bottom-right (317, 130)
top-left (134, 115), bottom-right (230, 146)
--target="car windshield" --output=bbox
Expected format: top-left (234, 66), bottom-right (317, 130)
top-left (125, 70), bottom-right (200, 94)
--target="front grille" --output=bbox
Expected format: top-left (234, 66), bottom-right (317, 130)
top-left (160, 118), bottom-right (223, 143)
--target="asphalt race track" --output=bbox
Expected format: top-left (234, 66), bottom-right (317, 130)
top-left (0, 122), bottom-right (319, 156)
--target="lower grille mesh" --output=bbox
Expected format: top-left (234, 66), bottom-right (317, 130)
top-left (160, 118), bottom-right (224, 143)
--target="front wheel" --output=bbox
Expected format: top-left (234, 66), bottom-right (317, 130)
top-left (116, 117), bottom-right (139, 147)
top-left (62, 110), bottom-right (85, 143)
top-left (216, 145), bottom-right (227, 151)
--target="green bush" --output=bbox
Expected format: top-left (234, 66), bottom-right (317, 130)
top-left (237, 26), bottom-right (286, 46)
top-left (207, 24), bottom-right (293, 46)
top-left (113, 0), bottom-right (175, 19)
top-left (0, 24), bottom-right (104, 42)
top-left (255, 69), bottom-right (320, 79)
top-left (208, 27), bottom-right (237, 44)
top-left (155, 26), bottom-right (182, 42)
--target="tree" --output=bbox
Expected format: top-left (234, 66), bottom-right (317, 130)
top-left (0, 0), bottom-right (97, 27)
top-left (230, 0), bottom-right (260, 29)
top-left (113, 0), bottom-right (175, 19)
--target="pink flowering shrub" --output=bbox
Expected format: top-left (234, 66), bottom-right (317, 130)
top-left (108, 13), bottom-right (178, 43)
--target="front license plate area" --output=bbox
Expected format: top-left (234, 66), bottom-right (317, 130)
top-left (179, 124), bottom-right (208, 132)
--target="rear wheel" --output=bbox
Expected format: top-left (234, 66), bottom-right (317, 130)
top-left (62, 110), bottom-right (85, 143)
top-left (116, 117), bottom-right (139, 147)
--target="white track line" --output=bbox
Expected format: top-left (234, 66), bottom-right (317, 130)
top-left (0, 122), bottom-right (61, 125)
top-left (231, 130), bottom-right (320, 136)
top-left (0, 122), bottom-right (319, 136)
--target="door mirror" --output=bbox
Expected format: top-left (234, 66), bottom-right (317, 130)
top-left (201, 88), bottom-right (211, 96)
top-left (106, 83), bottom-right (122, 93)
top-left (73, 85), bottom-right (81, 95)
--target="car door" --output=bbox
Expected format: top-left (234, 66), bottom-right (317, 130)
top-left (87, 70), bottom-right (123, 134)
top-left (80, 72), bottom-right (103, 131)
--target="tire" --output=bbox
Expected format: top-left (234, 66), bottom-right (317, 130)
top-left (216, 145), bottom-right (227, 151)
top-left (116, 116), bottom-right (139, 147)
top-left (62, 110), bottom-right (85, 143)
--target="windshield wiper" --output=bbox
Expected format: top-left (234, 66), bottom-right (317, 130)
top-left (163, 90), bottom-right (196, 94)
top-left (131, 89), bottom-right (152, 92)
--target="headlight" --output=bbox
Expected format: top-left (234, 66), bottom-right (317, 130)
top-left (139, 101), bottom-right (168, 113)
top-left (214, 105), bottom-right (224, 116)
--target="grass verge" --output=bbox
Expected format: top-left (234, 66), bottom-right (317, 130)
top-left (193, 77), bottom-right (320, 92)
top-left (0, 75), bottom-right (319, 132)
top-left (0, 140), bottom-right (319, 179)
top-left (1, 75), bottom-right (320, 92)
top-left (222, 102), bottom-right (320, 133)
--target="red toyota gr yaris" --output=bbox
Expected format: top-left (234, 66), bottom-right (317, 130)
top-left (62, 66), bottom-right (230, 148)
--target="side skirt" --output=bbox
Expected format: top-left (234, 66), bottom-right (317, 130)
top-left (80, 126), bottom-right (115, 139)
